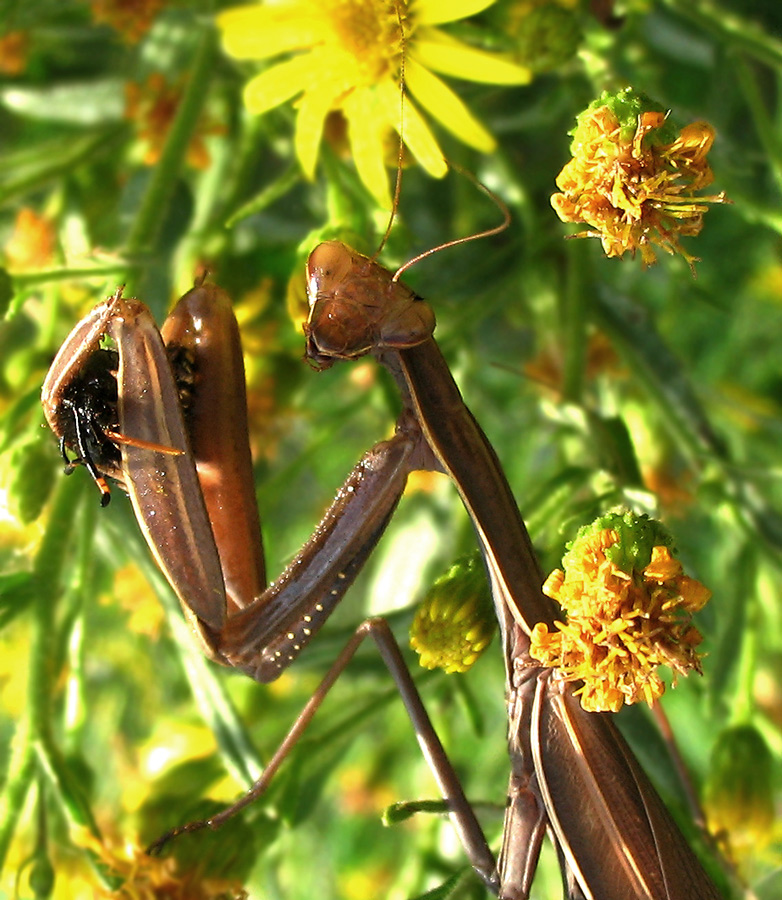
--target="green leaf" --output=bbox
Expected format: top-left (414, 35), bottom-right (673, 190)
top-left (0, 80), bottom-right (125, 124)
top-left (0, 571), bottom-right (35, 630)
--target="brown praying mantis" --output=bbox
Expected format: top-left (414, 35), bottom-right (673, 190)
top-left (41, 239), bottom-right (724, 898)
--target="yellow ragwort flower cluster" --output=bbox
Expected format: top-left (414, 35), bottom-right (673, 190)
top-left (3, 208), bottom-right (56, 271)
top-left (551, 89), bottom-right (727, 272)
top-left (74, 829), bottom-right (248, 900)
top-left (530, 522), bottom-right (711, 712)
top-left (125, 73), bottom-right (224, 169)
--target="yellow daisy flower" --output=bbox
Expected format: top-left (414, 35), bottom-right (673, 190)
top-left (530, 512), bottom-right (711, 713)
top-left (217, 0), bottom-right (531, 206)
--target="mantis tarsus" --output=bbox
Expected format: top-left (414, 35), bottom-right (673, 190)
top-left (42, 245), bottom-right (724, 897)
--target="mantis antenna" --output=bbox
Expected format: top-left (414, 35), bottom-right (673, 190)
top-left (372, 0), bottom-right (511, 277)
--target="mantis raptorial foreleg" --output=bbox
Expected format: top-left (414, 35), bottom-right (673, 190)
top-left (42, 284), bottom-right (426, 674)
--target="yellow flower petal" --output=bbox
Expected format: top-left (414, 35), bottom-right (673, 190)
top-left (376, 81), bottom-right (446, 178)
top-left (218, 3), bottom-right (323, 60)
top-left (242, 54), bottom-right (320, 114)
top-left (291, 48), bottom-right (359, 177)
top-left (344, 91), bottom-right (392, 207)
top-left (415, 31), bottom-right (531, 85)
top-left (416, 0), bottom-right (497, 26)
top-left (406, 56), bottom-right (495, 152)
top-left (401, 104), bottom-right (448, 177)
top-left (295, 88), bottom-right (336, 180)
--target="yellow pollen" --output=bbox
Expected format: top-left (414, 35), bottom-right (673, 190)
top-left (533, 531), bottom-right (711, 712)
top-left (329, 0), bottom-right (409, 83)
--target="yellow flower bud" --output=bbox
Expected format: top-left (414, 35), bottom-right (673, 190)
top-left (410, 553), bottom-right (495, 674)
top-left (704, 725), bottom-right (774, 864)
top-left (1, 437), bottom-right (57, 525)
top-left (513, 6), bottom-right (582, 73)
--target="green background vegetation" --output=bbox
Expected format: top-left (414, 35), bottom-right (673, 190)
top-left (1, 1), bottom-right (781, 898)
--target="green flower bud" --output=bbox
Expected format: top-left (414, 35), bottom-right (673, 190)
top-left (1, 436), bottom-right (58, 524)
top-left (514, 6), bottom-right (582, 73)
top-left (572, 88), bottom-right (678, 149)
top-left (410, 553), bottom-right (495, 674)
top-left (564, 510), bottom-right (674, 575)
top-left (704, 725), bottom-right (774, 854)
top-left (29, 853), bottom-right (55, 898)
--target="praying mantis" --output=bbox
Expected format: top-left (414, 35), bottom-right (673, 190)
top-left (41, 237), bottom-right (725, 898)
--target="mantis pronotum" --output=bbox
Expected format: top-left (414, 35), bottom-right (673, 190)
top-left (42, 241), bottom-right (723, 898)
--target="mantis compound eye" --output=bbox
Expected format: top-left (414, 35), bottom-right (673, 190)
top-left (305, 240), bottom-right (356, 303)
top-left (305, 297), bottom-right (375, 363)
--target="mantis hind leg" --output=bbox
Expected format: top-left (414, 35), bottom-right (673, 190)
top-left (148, 617), bottom-right (500, 895)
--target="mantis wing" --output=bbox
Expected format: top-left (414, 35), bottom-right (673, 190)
top-left (531, 672), bottom-right (723, 900)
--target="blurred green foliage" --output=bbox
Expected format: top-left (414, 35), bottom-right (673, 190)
top-left (1, 0), bottom-right (781, 898)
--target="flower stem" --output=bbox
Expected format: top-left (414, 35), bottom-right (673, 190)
top-left (225, 162), bottom-right (301, 228)
top-left (731, 52), bottom-right (782, 195)
top-left (0, 723), bottom-right (35, 871)
top-left (10, 265), bottom-right (131, 289)
top-left (0, 474), bottom-right (94, 870)
top-left (25, 477), bottom-right (120, 883)
top-left (28, 476), bottom-right (84, 748)
top-left (561, 237), bottom-right (590, 403)
top-left (62, 495), bottom-right (98, 750)
top-left (0, 127), bottom-right (127, 210)
top-left (661, 0), bottom-right (782, 71)
top-left (124, 24), bottom-right (219, 259)
top-left (733, 578), bottom-right (758, 725)
top-left (134, 549), bottom-right (265, 789)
